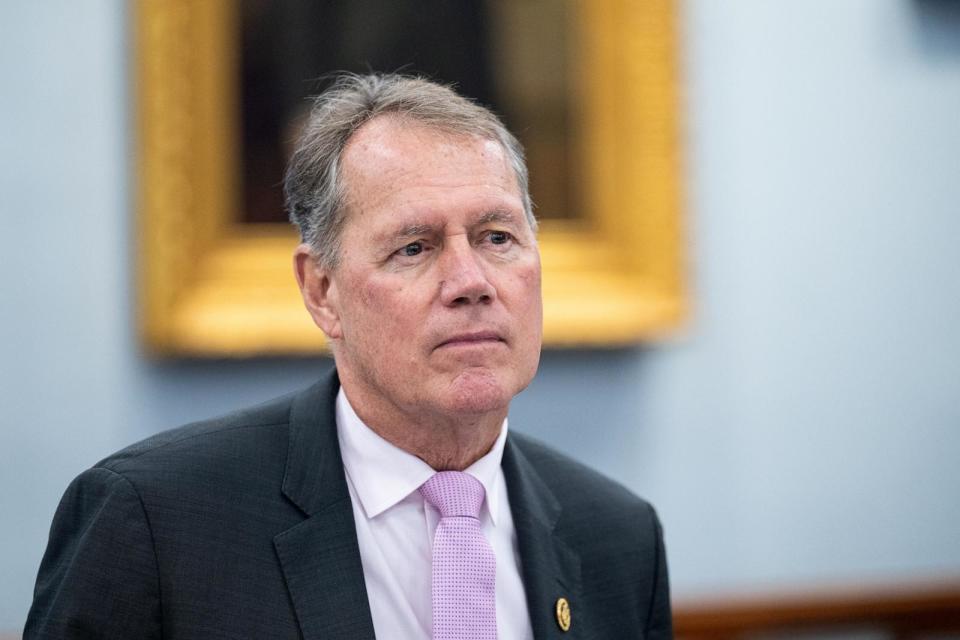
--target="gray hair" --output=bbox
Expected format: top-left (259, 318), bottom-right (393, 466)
top-left (284, 73), bottom-right (535, 268)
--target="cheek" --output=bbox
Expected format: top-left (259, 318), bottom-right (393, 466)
top-left (338, 273), bottom-right (393, 339)
top-left (510, 262), bottom-right (543, 385)
top-left (357, 272), bottom-right (401, 307)
top-left (518, 264), bottom-right (544, 348)
top-left (523, 262), bottom-right (542, 291)
top-left (510, 259), bottom-right (543, 308)
top-left (357, 279), bottom-right (417, 336)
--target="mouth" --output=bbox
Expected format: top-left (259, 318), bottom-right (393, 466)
top-left (435, 331), bottom-right (505, 350)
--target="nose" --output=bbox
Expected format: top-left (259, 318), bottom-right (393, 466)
top-left (438, 240), bottom-right (496, 307)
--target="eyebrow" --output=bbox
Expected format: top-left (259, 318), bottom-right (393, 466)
top-left (394, 222), bottom-right (434, 238)
top-left (475, 209), bottom-right (521, 227)
top-left (384, 209), bottom-right (523, 242)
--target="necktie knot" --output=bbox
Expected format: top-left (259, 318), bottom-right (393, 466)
top-left (419, 471), bottom-right (485, 519)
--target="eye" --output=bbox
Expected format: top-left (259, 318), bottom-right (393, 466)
top-left (487, 230), bottom-right (513, 246)
top-left (400, 241), bottom-right (424, 257)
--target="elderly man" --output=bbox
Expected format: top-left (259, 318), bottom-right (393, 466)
top-left (27, 74), bottom-right (671, 639)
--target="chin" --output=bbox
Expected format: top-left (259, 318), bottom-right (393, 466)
top-left (442, 368), bottom-right (515, 415)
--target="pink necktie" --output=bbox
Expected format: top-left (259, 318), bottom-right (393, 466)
top-left (419, 471), bottom-right (497, 639)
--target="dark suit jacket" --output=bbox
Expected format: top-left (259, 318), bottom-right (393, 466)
top-left (26, 371), bottom-right (671, 639)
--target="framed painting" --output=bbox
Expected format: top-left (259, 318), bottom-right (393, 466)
top-left (136, 0), bottom-right (686, 356)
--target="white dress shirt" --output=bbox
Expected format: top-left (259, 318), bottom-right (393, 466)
top-left (336, 388), bottom-right (534, 640)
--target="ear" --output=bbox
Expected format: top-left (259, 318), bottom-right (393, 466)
top-left (293, 243), bottom-right (343, 340)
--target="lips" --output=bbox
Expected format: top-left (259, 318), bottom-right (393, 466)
top-left (435, 331), bottom-right (505, 349)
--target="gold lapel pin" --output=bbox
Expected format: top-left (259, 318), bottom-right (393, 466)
top-left (555, 597), bottom-right (571, 632)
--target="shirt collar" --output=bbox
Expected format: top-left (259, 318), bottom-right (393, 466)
top-left (336, 387), bottom-right (507, 525)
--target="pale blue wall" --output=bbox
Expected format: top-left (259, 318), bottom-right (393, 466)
top-left (2, 0), bottom-right (960, 631)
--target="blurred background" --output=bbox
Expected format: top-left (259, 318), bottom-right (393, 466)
top-left (2, 0), bottom-right (959, 637)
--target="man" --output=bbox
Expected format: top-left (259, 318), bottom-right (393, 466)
top-left (27, 74), bottom-right (671, 639)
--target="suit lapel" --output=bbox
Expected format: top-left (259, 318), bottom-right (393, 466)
top-left (273, 372), bottom-right (376, 640)
top-left (503, 437), bottom-right (586, 639)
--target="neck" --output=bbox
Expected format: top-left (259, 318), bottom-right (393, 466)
top-left (339, 383), bottom-right (505, 472)
top-left (374, 414), bottom-right (503, 471)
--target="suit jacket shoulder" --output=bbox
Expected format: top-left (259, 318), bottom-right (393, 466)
top-left (97, 388), bottom-right (296, 477)
top-left (26, 377), bottom-right (347, 640)
top-left (510, 431), bottom-right (657, 522)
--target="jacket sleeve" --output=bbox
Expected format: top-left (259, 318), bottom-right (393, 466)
top-left (24, 467), bottom-right (162, 639)
top-left (643, 505), bottom-right (673, 640)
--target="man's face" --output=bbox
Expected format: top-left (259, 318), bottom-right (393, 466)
top-left (308, 116), bottom-right (542, 423)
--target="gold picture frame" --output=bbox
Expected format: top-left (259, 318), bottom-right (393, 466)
top-left (136, 0), bottom-right (685, 356)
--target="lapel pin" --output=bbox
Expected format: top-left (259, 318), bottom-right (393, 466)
top-left (555, 597), bottom-right (571, 632)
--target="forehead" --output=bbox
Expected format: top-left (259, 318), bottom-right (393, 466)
top-left (339, 116), bottom-right (520, 218)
